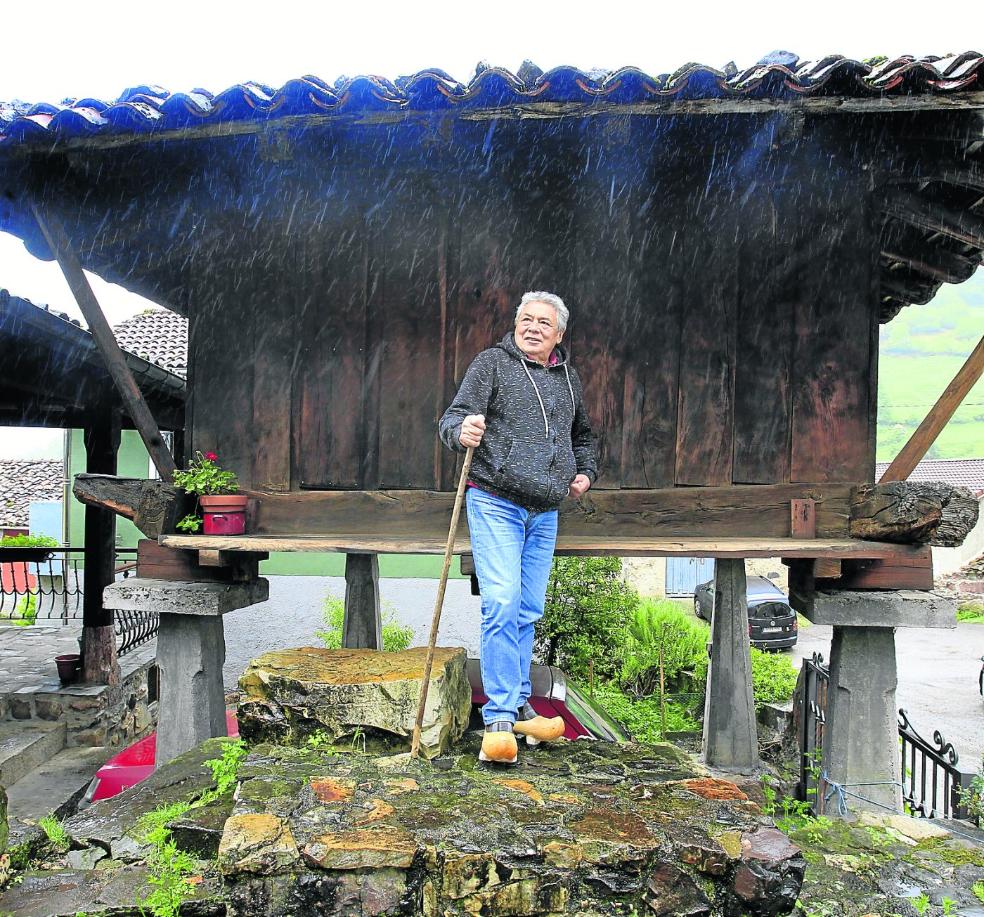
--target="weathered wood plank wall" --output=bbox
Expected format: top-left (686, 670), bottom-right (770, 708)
top-left (186, 116), bottom-right (878, 495)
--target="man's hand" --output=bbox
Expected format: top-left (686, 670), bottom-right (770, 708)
top-left (459, 414), bottom-right (486, 448)
top-left (569, 474), bottom-right (591, 499)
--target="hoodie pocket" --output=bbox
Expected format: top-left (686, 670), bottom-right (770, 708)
top-left (493, 436), bottom-right (553, 505)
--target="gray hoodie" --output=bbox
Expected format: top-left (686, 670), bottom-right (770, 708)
top-left (438, 333), bottom-right (598, 511)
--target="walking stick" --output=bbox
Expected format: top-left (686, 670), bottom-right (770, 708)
top-left (410, 446), bottom-right (474, 761)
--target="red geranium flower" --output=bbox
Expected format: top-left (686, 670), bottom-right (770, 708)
top-left (204, 451), bottom-right (218, 462)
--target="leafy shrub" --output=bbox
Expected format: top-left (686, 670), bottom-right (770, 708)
top-left (0, 534), bottom-right (58, 548)
top-left (533, 557), bottom-right (637, 682)
top-left (620, 598), bottom-right (709, 696)
top-left (750, 647), bottom-right (799, 710)
top-left (956, 602), bottom-right (984, 624)
top-left (317, 596), bottom-right (413, 653)
top-left (591, 684), bottom-right (700, 743)
top-left (13, 593), bottom-right (38, 626)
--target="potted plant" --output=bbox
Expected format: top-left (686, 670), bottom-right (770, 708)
top-left (172, 451), bottom-right (248, 536)
top-left (0, 533), bottom-right (59, 563)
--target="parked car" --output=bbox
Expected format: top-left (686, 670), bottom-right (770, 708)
top-left (84, 662), bottom-right (627, 805)
top-left (693, 575), bottom-right (798, 650)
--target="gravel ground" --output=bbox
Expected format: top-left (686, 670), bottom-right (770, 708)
top-left (223, 575), bottom-right (483, 690)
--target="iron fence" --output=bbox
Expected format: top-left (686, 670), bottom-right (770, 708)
top-left (799, 653), bottom-right (978, 821)
top-left (798, 652), bottom-right (828, 810)
top-left (898, 709), bottom-right (976, 820)
top-left (0, 548), bottom-right (155, 656)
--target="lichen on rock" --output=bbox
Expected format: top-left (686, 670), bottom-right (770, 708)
top-left (237, 646), bottom-right (472, 759)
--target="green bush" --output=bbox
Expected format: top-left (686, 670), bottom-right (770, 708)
top-left (957, 602), bottom-right (984, 624)
top-left (591, 684), bottom-right (700, 743)
top-left (13, 593), bottom-right (38, 626)
top-left (620, 598), bottom-right (709, 696)
top-left (533, 556), bottom-right (637, 682)
top-left (0, 534), bottom-right (58, 547)
top-left (750, 647), bottom-right (799, 711)
top-left (317, 596), bottom-right (414, 653)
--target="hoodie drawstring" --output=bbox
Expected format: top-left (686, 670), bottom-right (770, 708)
top-left (521, 360), bottom-right (577, 440)
top-left (522, 361), bottom-right (550, 438)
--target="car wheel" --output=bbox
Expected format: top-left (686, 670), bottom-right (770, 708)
top-left (694, 598), bottom-right (702, 619)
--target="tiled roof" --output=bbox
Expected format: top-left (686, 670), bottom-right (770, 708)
top-left (1, 52), bottom-right (982, 144)
top-left (112, 309), bottom-right (188, 379)
top-left (0, 460), bottom-right (64, 528)
top-left (876, 458), bottom-right (984, 496)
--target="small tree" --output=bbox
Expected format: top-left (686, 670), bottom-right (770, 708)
top-left (533, 556), bottom-right (637, 682)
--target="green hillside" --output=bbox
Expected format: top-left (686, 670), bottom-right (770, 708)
top-left (877, 271), bottom-right (984, 463)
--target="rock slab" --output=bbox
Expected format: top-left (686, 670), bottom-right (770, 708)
top-left (237, 647), bottom-right (472, 759)
top-left (219, 737), bottom-right (806, 916)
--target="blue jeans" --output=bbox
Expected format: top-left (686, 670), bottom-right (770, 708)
top-left (466, 487), bottom-right (558, 725)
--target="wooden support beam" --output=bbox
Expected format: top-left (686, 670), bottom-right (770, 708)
top-left (74, 474), bottom-right (189, 539)
top-left (82, 413), bottom-right (121, 686)
top-left (880, 333), bottom-right (984, 483)
top-left (881, 189), bottom-right (984, 249)
top-left (342, 554), bottom-right (382, 650)
top-left (249, 482), bottom-right (855, 541)
top-left (29, 203), bottom-right (177, 480)
top-left (703, 558), bottom-right (757, 772)
top-left (851, 481), bottom-right (979, 546)
top-left (136, 539), bottom-right (263, 583)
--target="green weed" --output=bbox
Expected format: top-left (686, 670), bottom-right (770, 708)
top-left (37, 815), bottom-right (69, 852)
top-left (317, 597), bottom-right (413, 653)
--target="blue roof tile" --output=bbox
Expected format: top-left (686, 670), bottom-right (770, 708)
top-left (0, 53), bottom-right (980, 146)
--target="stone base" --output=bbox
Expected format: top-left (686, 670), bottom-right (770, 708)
top-left (218, 739), bottom-right (805, 916)
top-left (237, 647), bottom-right (472, 760)
top-left (805, 590), bottom-right (955, 628)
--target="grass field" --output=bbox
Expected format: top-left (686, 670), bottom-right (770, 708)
top-left (877, 272), bottom-right (984, 463)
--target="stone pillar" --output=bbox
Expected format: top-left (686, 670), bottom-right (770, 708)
top-left (703, 558), bottom-right (758, 773)
top-left (342, 554), bottom-right (382, 650)
top-left (821, 626), bottom-right (901, 814)
top-left (806, 589), bottom-right (955, 816)
top-left (103, 576), bottom-right (269, 766)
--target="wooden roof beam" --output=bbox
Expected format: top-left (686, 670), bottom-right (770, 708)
top-left (880, 242), bottom-right (980, 284)
top-left (880, 274), bottom-right (939, 305)
top-left (881, 188), bottom-right (984, 249)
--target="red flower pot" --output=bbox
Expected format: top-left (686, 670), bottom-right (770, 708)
top-left (200, 494), bottom-right (248, 536)
top-left (55, 653), bottom-right (81, 683)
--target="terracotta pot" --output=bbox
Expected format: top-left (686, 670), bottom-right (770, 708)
top-left (55, 653), bottom-right (81, 684)
top-left (199, 494), bottom-right (249, 511)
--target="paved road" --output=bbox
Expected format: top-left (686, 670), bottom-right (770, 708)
top-left (225, 576), bottom-right (984, 772)
top-left (789, 619), bottom-right (984, 772)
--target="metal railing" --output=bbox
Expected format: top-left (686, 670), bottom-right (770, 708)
top-left (898, 709), bottom-right (976, 820)
top-left (798, 652), bottom-right (829, 809)
top-left (0, 548), bottom-right (155, 656)
top-left (799, 653), bottom-right (978, 821)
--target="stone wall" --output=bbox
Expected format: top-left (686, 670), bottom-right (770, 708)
top-left (1, 648), bottom-right (158, 748)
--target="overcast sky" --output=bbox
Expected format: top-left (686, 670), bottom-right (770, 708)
top-left (1, 0), bottom-right (980, 458)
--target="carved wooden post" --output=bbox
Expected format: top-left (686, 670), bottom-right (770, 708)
top-left (342, 554), bottom-right (382, 650)
top-left (82, 409), bottom-right (122, 685)
top-left (703, 558), bottom-right (758, 772)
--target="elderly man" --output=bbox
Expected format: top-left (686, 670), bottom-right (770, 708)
top-left (439, 291), bottom-right (597, 764)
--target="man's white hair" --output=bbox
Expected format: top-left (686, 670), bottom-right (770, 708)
top-left (516, 291), bottom-right (569, 332)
